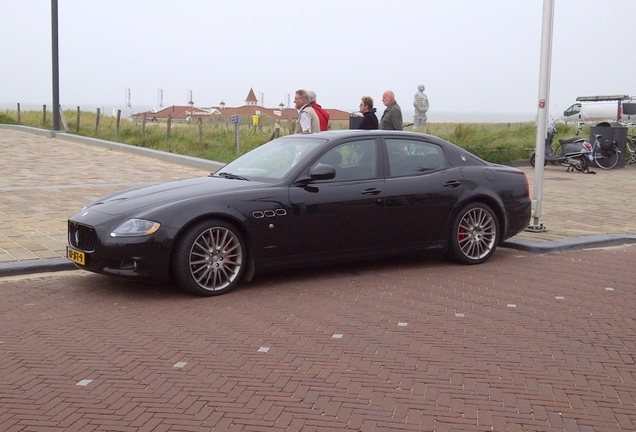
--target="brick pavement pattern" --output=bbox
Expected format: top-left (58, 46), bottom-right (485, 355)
top-left (0, 129), bottom-right (210, 263)
top-left (1, 246), bottom-right (635, 431)
top-left (2, 127), bottom-right (636, 431)
top-left (514, 162), bottom-right (636, 242)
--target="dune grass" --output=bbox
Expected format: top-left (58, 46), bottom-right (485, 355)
top-left (2, 108), bottom-right (584, 165)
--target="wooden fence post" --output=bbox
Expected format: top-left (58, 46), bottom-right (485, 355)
top-left (198, 117), bottom-right (203, 143)
top-left (94, 108), bottom-right (101, 136)
top-left (141, 113), bottom-right (147, 137)
top-left (17, 103), bottom-right (21, 124)
top-left (166, 115), bottom-right (172, 140)
top-left (42, 104), bottom-right (47, 125)
top-left (115, 109), bottom-right (121, 140)
top-left (76, 106), bottom-right (80, 133)
top-left (59, 106), bottom-right (68, 132)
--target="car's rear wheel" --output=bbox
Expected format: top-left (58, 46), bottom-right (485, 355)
top-left (450, 202), bottom-right (499, 265)
top-left (173, 219), bottom-right (246, 296)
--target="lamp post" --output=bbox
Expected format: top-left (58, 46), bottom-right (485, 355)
top-left (51, 0), bottom-right (60, 131)
top-left (527, 0), bottom-right (555, 233)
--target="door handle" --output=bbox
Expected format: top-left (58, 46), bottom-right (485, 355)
top-left (443, 180), bottom-right (462, 188)
top-left (361, 188), bottom-right (381, 195)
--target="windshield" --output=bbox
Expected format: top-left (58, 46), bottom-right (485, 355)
top-left (216, 136), bottom-right (327, 181)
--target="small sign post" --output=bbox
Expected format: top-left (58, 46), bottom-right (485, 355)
top-left (231, 115), bottom-right (240, 154)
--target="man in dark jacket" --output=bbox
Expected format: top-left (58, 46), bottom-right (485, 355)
top-left (380, 90), bottom-right (403, 130)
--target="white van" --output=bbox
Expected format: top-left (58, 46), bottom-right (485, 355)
top-left (557, 96), bottom-right (635, 124)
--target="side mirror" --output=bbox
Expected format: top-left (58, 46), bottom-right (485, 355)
top-left (309, 163), bottom-right (336, 180)
top-left (295, 163), bottom-right (336, 185)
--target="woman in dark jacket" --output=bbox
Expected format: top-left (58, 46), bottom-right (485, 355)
top-left (357, 96), bottom-right (379, 130)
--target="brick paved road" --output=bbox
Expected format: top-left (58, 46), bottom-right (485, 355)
top-left (1, 246), bottom-right (635, 431)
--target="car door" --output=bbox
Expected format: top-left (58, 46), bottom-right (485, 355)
top-left (287, 138), bottom-right (386, 259)
top-left (382, 138), bottom-right (464, 248)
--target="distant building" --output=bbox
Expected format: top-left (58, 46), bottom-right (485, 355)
top-left (132, 87), bottom-right (350, 124)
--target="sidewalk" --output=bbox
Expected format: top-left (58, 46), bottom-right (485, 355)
top-left (1, 126), bottom-right (635, 276)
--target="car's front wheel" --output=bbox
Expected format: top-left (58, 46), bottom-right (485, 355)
top-left (172, 219), bottom-right (246, 296)
top-left (450, 202), bottom-right (499, 265)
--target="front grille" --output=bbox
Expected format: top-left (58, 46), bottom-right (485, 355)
top-left (68, 221), bottom-right (98, 252)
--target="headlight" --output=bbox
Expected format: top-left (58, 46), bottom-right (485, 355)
top-left (110, 219), bottom-right (161, 237)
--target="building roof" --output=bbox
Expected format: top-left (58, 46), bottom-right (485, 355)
top-left (133, 105), bottom-right (351, 122)
top-left (131, 88), bottom-right (352, 122)
top-left (245, 88), bottom-right (258, 104)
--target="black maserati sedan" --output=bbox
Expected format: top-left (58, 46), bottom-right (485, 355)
top-left (67, 130), bottom-right (531, 296)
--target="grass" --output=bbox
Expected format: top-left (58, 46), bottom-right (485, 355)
top-left (1, 108), bottom-right (586, 165)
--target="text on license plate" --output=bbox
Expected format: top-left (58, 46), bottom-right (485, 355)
top-left (67, 247), bottom-right (85, 266)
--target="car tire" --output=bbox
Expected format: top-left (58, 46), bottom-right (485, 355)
top-left (172, 219), bottom-right (246, 296)
top-left (450, 202), bottom-right (499, 265)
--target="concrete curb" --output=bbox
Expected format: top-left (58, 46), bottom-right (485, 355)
top-left (0, 124), bottom-right (226, 172)
top-left (3, 235), bottom-right (635, 279)
top-left (501, 234), bottom-right (636, 253)
top-left (0, 124), bottom-right (55, 137)
top-left (55, 132), bottom-right (225, 172)
top-left (0, 258), bottom-right (77, 278)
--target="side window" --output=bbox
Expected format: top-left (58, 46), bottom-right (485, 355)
top-left (314, 139), bottom-right (376, 181)
top-left (564, 103), bottom-right (581, 116)
top-left (386, 139), bottom-right (445, 177)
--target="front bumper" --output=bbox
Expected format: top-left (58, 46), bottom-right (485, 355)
top-left (67, 220), bottom-right (175, 281)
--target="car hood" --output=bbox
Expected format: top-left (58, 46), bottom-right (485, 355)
top-left (84, 176), bottom-right (263, 216)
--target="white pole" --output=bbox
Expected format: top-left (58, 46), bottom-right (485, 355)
top-left (528, 0), bottom-right (555, 232)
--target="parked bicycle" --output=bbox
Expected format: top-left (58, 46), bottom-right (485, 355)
top-left (626, 133), bottom-right (636, 165)
top-left (617, 122), bottom-right (635, 166)
top-left (588, 134), bottom-right (620, 170)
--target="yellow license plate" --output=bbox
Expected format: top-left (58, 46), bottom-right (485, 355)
top-left (67, 247), bottom-right (85, 266)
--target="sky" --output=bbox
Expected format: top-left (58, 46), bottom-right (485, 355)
top-left (1, 0), bottom-right (634, 121)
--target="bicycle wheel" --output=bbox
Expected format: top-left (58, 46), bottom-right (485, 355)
top-left (626, 137), bottom-right (636, 165)
top-left (594, 146), bottom-right (618, 169)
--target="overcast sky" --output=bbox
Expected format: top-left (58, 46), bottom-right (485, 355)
top-left (1, 0), bottom-right (634, 120)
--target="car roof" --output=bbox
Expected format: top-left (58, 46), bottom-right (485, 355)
top-left (295, 129), bottom-right (444, 141)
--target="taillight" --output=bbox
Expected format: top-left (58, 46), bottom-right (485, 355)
top-left (583, 142), bottom-right (592, 151)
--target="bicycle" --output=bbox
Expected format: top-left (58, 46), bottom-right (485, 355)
top-left (617, 122), bottom-right (635, 166)
top-left (588, 134), bottom-right (620, 170)
top-left (626, 134), bottom-right (636, 165)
